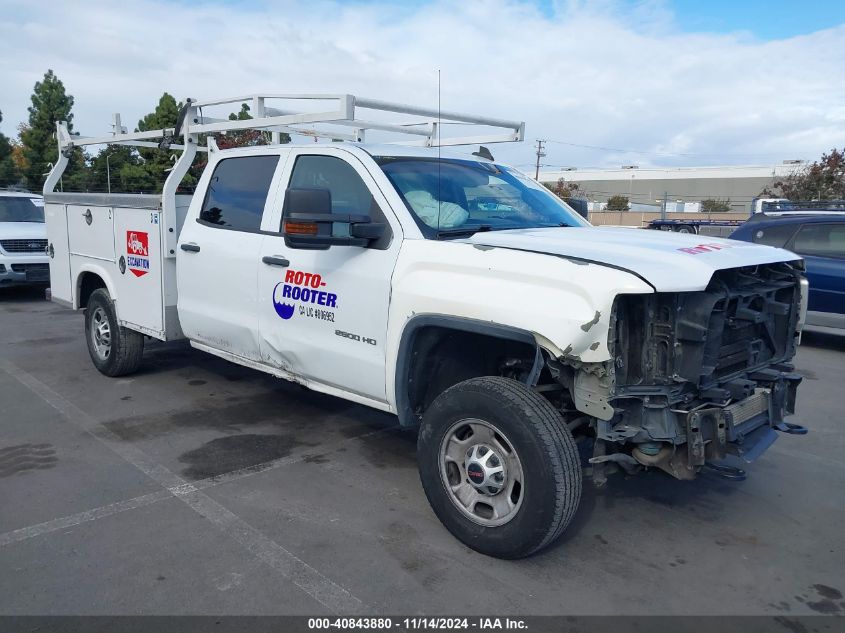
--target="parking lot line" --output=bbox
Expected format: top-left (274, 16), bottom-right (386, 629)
top-left (1, 360), bottom-right (367, 613)
top-left (0, 418), bottom-right (393, 548)
top-left (0, 489), bottom-right (172, 547)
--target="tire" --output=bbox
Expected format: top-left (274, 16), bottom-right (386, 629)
top-left (676, 224), bottom-right (696, 234)
top-left (84, 288), bottom-right (144, 377)
top-left (417, 376), bottom-right (582, 559)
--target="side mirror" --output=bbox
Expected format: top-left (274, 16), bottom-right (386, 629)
top-left (282, 187), bottom-right (385, 249)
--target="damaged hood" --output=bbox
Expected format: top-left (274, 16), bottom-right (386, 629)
top-left (465, 226), bottom-right (800, 292)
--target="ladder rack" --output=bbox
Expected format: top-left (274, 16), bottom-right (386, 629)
top-left (44, 93), bottom-right (524, 258)
top-left (54, 93), bottom-right (524, 152)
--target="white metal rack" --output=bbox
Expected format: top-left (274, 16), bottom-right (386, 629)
top-left (48, 93), bottom-right (524, 166)
top-left (44, 93), bottom-right (524, 258)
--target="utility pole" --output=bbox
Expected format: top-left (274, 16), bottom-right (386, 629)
top-left (534, 139), bottom-right (546, 181)
top-left (661, 191), bottom-right (668, 220)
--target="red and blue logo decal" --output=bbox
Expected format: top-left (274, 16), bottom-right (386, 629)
top-left (126, 231), bottom-right (149, 277)
top-left (273, 269), bottom-right (338, 321)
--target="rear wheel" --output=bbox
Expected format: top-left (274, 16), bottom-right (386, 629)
top-left (676, 224), bottom-right (696, 234)
top-left (417, 376), bottom-right (582, 558)
top-left (85, 288), bottom-right (144, 376)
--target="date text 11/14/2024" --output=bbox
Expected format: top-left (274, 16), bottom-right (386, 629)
top-left (307, 617), bottom-right (528, 630)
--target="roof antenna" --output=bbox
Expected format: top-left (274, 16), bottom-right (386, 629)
top-left (437, 68), bottom-right (441, 233)
top-left (472, 146), bottom-right (494, 161)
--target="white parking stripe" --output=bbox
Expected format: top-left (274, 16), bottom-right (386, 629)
top-left (0, 428), bottom-right (392, 547)
top-left (1, 361), bottom-right (366, 613)
top-left (0, 489), bottom-right (172, 547)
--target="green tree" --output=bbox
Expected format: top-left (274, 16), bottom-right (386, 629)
top-left (606, 195), bottom-right (630, 211)
top-left (20, 69), bottom-right (87, 191)
top-left (117, 163), bottom-right (152, 193)
top-left (700, 198), bottom-right (732, 213)
top-left (544, 177), bottom-right (581, 199)
top-left (0, 110), bottom-right (21, 187)
top-left (88, 145), bottom-right (142, 193)
top-left (135, 93), bottom-right (186, 192)
top-left (761, 148), bottom-right (845, 201)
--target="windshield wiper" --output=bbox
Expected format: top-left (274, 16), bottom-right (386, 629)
top-left (435, 224), bottom-right (494, 239)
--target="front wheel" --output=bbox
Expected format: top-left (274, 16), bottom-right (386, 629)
top-left (85, 288), bottom-right (144, 377)
top-left (417, 377), bottom-right (582, 559)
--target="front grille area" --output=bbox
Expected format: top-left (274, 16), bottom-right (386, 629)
top-left (8, 263), bottom-right (50, 281)
top-left (1, 239), bottom-right (47, 253)
top-left (10, 263), bottom-right (49, 273)
top-left (612, 262), bottom-right (802, 394)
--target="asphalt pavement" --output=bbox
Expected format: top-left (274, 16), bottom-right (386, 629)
top-left (1, 285), bottom-right (844, 616)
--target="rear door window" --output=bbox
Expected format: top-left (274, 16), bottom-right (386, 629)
top-left (200, 155), bottom-right (280, 231)
top-left (790, 223), bottom-right (845, 259)
top-left (750, 222), bottom-right (799, 248)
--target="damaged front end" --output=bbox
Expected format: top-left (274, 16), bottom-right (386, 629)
top-left (555, 261), bottom-right (807, 482)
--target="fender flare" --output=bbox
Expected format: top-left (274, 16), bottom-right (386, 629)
top-left (74, 264), bottom-right (118, 310)
top-left (393, 314), bottom-right (542, 427)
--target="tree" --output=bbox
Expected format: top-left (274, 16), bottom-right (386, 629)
top-left (136, 92), bottom-right (187, 192)
top-left (544, 177), bottom-right (581, 199)
top-left (761, 147), bottom-right (845, 201)
top-left (215, 103), bottom-right (291, 149)
top-left (0, 110), bottom-right (21, 188)
top-left (20, 69), bottom-right (85, 191)
top-left (606, 195), bottom-right (630, 211)
top-left (88, 145), bottom-right (142, 193)
top-left (700, 198), bottom-right (732, 213)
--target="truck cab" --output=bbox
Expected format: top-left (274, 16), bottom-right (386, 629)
top-left (43, 94), bottom-right (809, 559)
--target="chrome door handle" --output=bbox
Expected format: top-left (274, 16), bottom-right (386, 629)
top-left (262, 256), bottom-right (290, 267)
top-left (180, 243), bottom-right (201, 253)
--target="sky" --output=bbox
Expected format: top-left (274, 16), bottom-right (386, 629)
top-left (1, 0), bottom-right (844, 172)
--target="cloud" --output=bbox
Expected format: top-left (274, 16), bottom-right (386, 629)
top-left (0, 0), bottom-right (843, 170)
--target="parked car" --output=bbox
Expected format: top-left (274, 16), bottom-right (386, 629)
top-left (0, 191), bottom-right (50, 287)
top-left (730, 213), bottom-right (844, 329)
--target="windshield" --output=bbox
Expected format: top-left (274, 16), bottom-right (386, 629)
top-left (375, 157), bottom-right (589, 238)
top-left (0, 197), bottom-right (45, 223)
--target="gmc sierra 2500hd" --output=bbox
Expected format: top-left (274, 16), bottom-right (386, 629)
top-left (43, 94), bottom-right (807, 558)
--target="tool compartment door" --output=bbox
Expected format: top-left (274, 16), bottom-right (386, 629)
top-left (112, 208), bottom-right (165, 335)
top-left (44, 201), bottom-right (72, 304)
top-left (66, 204), bottom-right (115, 260)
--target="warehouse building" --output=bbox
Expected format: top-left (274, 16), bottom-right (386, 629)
top-left (539, 162), bottom-right (804, 214)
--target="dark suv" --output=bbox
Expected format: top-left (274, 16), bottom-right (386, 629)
top-left (730, 213), bottom-right (845, 329)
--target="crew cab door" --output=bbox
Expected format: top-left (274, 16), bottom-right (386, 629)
top-left (257, 149), bottom-right (401, 402)
top-left (177, 152), bottom-right (287, 361)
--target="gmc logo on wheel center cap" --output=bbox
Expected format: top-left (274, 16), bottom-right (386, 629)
top-left (467, 463), bottom-right (485, 484)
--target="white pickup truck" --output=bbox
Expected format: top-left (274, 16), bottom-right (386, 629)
top-left (44, 95), bottom-right (807, 558)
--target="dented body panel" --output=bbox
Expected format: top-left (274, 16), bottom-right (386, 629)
top-left (465, 227), bottom-right (800, 292)
top-left (385, 238), bottom-right (653, 408)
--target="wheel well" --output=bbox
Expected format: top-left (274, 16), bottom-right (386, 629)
top-left (397, 321), bottom-right (540, 427)
top-left (77, 272), bottom-right (107, 309)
